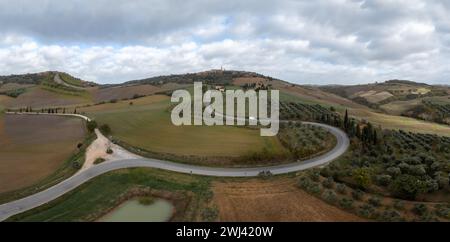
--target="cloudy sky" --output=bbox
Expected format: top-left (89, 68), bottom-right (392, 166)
top-left (0, 0), bottom-right (449, 85)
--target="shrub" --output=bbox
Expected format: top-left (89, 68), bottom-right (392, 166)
top-left (390, 174), bottom-right (428, 200)
top-left (307, 183), bottom-right (322, 195)
top-left (352, 168), bottom-right (372, 190)
top-left (320, 167), bottom-right (334, 178)
top-left (351, 189), bottom-right (364, 201)
top-left (418, 213), bottom-right (438, 222)
top-left (322, 190), bottom-right (337, 204)
top-left (412, 204), bottom-right (428, 216)
top-left (368, 196), bottom-right (382, 207)
top-left (436, 173), bottom-right (450, 189)
top-left (339, 198), bottom-right (354, 209)
top-left (202, 207), bottom-right (218, 222)
top-left (109, 99), bottom-right (117, 103)
top-left (94, 158), bottom-right (106, 164)
top-left (138, 196), bottom-right (155, 206)
top-left (299, 176), bottom-right (322, 195)
top-left (72, 161), bottom-right (81, 169)
top-left (308, 170), bottom-right (321, 182)
top-left (435, 206), bottom-right (450, 219)
top-left (386, 167), bottom-right (401, 176)
top-left (106, 148), bottom-right (113, 154)
top-left (86, 120), bottom-right (97, 133)
top-left (100, 124), bottom-right (112, 135)
top-left (358, 204), bottom-right (375, 218)
top-left (322, 177), bottom-right (335, 189)
top-left (336, 183), bottom-right (347, 194)
top-left (380, 209), bottom-right (403, 222)
top-left (298, 176), bottom-right (312, 189)
top-left (375, 174), bottom-right (392, 186)
top-left (392, 200), bottom-right (405, 210)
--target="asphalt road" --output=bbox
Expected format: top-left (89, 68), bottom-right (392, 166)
top-left (0, 113), bottom-right (349, 221)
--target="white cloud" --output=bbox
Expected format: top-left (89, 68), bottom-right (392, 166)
top-left (0, 0), bottom-right (449, 85)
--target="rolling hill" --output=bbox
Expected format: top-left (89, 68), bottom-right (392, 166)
top-left (2, 70), bottom-right (450, 136)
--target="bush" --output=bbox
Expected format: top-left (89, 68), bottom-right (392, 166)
top-left (72, 161), bottom-right (81, 169)
top-left (375, 174), bottom-right (392, 186)
top-left (339, 198), bottom-right (354, 209)
top-left (202, 207), bottom-right (218, 222)
top-left (100, 124), bottom-right (112, 135)
top-left (380, 209), bottom-right (403, 222)
top-left (298, 176), bottom-right (312, 189)
top-left (390, 174), bottom-right (428, 200)
top-left (336, 183), bottom-right (347, 194)
top-left (106, 148), bottom-right (113, 154)
top-left (392, 200), bottom-right (405, 210)
top-left (86, 120), bottom-right (97, 133)
top-left (308, 170), bottom-right (321, 182)
top-left (352, 168), bottom-right (372, 190)
top-left (386, 167), bottom-right (401, 176)
top-left (435, 206), bottom-right (450, 219)
top-left (306, 183), bottom-right (322, 195)
top-left (94, 157), bottom-right (105, 164)
top-left (351, 189), bottom-right (364, 201)
top-left (320, 167), bottom-right (334, 178)
top-left (322, 190), bottom-right (337, 204)
top-left (322, 177), bottom-right (335, 189)
top-left (368, 196), bottom-right (382, 207)
top-left (299, 176), bottom-right (322, 195)
top-left (358, 204), bottom-right (375, 218)
top-left (138, 196), bottom-right (155, 205)
top-left (412, 204), bottom-right (428, 216)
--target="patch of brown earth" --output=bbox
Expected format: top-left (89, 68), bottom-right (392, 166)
top-left (0, 115), bottom-right (86, 193)
top-left (213, 178), bottom-right (365, 222)
top-left (93, 84), bottom-right (161, 103)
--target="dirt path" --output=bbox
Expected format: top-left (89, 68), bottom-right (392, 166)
top-left (213, 178), bottom-right (365, 222)
top-left (81, 129), bottom-right (141, 172)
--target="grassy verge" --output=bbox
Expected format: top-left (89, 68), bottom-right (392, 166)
top-left (0, 132), bottom-right (96, 204)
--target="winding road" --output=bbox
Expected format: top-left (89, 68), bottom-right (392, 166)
top-left (0, 112), bottom-right (349, 221)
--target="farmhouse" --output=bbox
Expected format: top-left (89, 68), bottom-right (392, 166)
top-left (215, 85), bottom-right (225, 92)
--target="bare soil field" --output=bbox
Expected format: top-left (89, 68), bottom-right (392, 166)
top-left (4, 86), bottom-right (89, 108)
top-left (0, 95), bottom-right (13, 107)
top-left (0, 83), bottom-right (34, 92)
top-left (92, 83), bottom-right (190, 103)
top-left (92, 84), bottom-right (162, 103)
top-left (213, 178), bottom-right (364, 221)
top-left (274, 81), bottom-right (365, 109)
top-left (232, 77), bottom-right (268, 86)
top-left (352, 90), bottom-right (393, 104)
top-left (0, 115), bottom-right (86, 193)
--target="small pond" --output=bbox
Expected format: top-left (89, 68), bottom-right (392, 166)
top-left (99, 198), bottom-right (174, 222)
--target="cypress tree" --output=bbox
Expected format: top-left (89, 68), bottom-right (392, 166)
top-left (344, 109), bottom-right (349, 131)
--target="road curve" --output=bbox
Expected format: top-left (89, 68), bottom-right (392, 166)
top-left (0, 112), bottom-right (349, 221)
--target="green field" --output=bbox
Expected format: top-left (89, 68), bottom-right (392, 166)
top-left (80, 95), bottom-right (288, 158)
top-left (348, 108), bottom-right (450, 136)
top-left (59, 73), bottom-right (85, 87)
